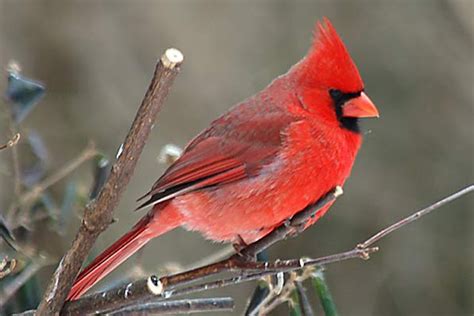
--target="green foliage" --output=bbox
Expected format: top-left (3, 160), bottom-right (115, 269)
top-left (311, 269), bottom-right (338, 316)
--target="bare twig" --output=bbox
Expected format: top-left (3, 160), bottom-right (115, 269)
top-left (3, 62), bottom-right (23, 196)
top-left (62, 184), bottom-right (473, 314)
top-left (247, 273), bottom-right (285, 316)
top-left (255, 267), bottom-right (317, 315)
top-left (244, 252), bottom-right (271, 316)
top-left (0, 257), bottom-right (17, 279)
top-left (358, 184), bottom-right (474, 249)
top-left (0, 133), bottom-right (20, 151)
top-left (171, 248), bottom-right (376, 298)
top-left (8, 117), bottom-right (22, 197)
top-left (0, 256), bottom-right (52, 306)
top-left (19, 141), bottom-right (97, 207)
top-left (257, 273), bottom-right (295, 315)
top-left (6, 141), bottom-right (98, 228)
top-left (36, 48), bottom-right (184, 315)
top-left (295, 280), bottom-right (315, 316)
top-left (107, 297), bottom-right (234, 315)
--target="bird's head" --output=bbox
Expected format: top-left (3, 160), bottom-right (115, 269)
top-left (294, 18), bottom-right (379, 133)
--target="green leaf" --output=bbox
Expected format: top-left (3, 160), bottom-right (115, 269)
top-left (311, 269), bottom-right (338, 316)
top-left (289, 288), bottom-right (303, 316)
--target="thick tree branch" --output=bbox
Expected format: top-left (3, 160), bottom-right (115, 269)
top-left (36, 48), bottom-right (184, 315)
top-left (62, 184), bottom-right (473, 315)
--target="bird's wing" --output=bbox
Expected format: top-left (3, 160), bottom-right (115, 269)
top-left (136, 107), bottom-right (296, 210)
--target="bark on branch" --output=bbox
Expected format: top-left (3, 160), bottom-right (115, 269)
top-left (36, 48), bottom-right (184, 315)
top-left (106, 297), bottom-right (234, 315)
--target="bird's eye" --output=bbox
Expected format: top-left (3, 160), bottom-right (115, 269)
top-left (329, 89), bottom-right (343, 100)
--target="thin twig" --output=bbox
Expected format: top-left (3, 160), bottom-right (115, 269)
top-left (257, 273), bottom-right (295, 315)
top-left (6, 141), bottom-right (98, 229)
top-left (295, 280), bottom-right (314, 316)
top-left (289, 290), bottom-right (303, 316)
top-left (358, 184), bottom-right (474, 249)
top-left (8, 117), bottom-right (22, 198)
top-left (107, 297), bottom-right (234, 315)
top-left (0, 257), bottom-right (17, 279)
top-left (244, 252), bottom-right (271, 316)
top-left (248, 273), bottom-right (285, 316)
top-left (246, 283), bottom-right (274, 316)
top-left (1, 101), bottom-right (23, 231)
top-left (62, 184), bottom-right (473, 314)
top-left (36, 48), bottom-right (184, 315)
top-left (0, 257), bottom-right (52, 306)
top-left (170, 250), bottom-right (372, 298)
top-left (3, 62), bottom-right (22, 197)
top-left (19, 141), bottom-right (98, 207)
top-left (0, 133), bottom-right (20, 150)
top-left (256, 267), bottom-right (317, 315)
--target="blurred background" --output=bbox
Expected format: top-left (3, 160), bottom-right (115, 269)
top-left (0, 1), bottom-right (473, 315)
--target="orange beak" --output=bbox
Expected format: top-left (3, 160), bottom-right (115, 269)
top-left (342, 92), bottom-right (379, 118)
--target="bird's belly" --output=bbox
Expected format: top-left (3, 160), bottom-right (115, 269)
top-left (171, 158), bottom-right (349, 244)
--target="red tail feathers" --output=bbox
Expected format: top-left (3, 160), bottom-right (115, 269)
top-left (67, 207), bottom-right (180, 301)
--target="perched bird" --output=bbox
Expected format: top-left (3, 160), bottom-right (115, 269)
top-left (67, 18), bottom-right (379, 300)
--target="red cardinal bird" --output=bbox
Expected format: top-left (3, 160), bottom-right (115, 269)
top-left (67, 18), bottom-right (379, 300)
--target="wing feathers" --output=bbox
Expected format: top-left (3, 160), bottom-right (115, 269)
top-left (136, 105), bottom-right (295, 211)
top-left (136, 164), bottom-right (246, 210)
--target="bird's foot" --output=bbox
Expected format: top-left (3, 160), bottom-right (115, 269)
top-left (286, 221), bottom-right (306, 238)
top-left (232, 235), bottom-right (256, 262)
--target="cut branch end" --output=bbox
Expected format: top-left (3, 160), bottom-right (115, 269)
top-left (334, 186), bottom-right (343, 197)
top-left (147, 275), bottom-right (163, 295)
top-left (161, 48), bottom-right (184, 69)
